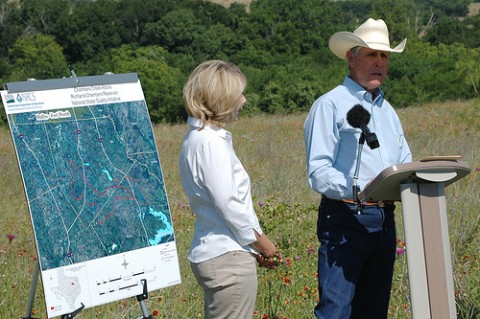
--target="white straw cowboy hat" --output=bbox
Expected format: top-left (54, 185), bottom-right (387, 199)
top-left (329, 18), bottom-right (407, 59)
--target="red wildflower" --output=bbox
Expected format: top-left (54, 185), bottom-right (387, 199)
top-left (284, 257), bottom-right (292, 267)
top-left (7, 234), bottom-right (15, 243)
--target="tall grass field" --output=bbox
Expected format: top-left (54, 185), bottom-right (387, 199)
top-left (1, 100), bottom-right (479, 319)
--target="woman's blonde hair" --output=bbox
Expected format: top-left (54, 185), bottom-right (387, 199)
top-left (183, 60), bottom-right (247, 129)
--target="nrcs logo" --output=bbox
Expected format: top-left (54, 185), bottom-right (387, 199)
top-left (16, 92), bottom-right (37, 103)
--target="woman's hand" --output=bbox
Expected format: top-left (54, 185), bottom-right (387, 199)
top-left (251, 230), bottom-right (277, 257)
top-left (255, 251), bottom-right (283, 269)
top-left (251, 230), bottom-right (282, 268)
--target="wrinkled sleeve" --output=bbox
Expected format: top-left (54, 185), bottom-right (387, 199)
top-left (303, 100), bottom-right (351, 199)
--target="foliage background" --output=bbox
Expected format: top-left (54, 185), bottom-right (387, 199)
top-left (1, 0), bottom-right (480, 124)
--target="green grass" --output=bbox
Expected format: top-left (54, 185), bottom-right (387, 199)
top-left (1, 99), bottom-right (479, 318)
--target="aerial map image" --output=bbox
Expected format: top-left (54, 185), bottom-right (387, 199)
top-left (10, 99), bottom-right (174, 269)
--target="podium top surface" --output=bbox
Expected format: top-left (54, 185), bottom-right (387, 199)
top-left (359, 160), bottom-right (471, 201)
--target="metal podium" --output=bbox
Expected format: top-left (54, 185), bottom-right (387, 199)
top-left (358, 159), bottom-right (471, 319)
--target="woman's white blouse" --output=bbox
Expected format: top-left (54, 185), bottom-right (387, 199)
top-left (179, 117), bottom-right (262, 263)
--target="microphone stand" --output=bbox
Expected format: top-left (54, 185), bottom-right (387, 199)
top-left (352, 132), bottom-right (366, 213)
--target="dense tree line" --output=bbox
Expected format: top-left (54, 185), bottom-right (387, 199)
top-left (0, 0), bottom-right (479, 124)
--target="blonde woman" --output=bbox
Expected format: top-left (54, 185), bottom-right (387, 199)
top-left (179, 60), bottom-right (281, 319)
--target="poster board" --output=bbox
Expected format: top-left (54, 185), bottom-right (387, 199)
top-left (1, 73), bottom-right (181, 318)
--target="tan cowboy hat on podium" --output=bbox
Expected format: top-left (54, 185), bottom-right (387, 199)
top-left (329, 18), bottom-right (407, 59)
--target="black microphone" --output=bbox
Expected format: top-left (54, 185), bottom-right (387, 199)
top-left (346, 104), bottom-right (380, 208)
top-left (346, 104), bottom-right (379, 149)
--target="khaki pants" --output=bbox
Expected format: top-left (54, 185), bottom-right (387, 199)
top-left (190, 251), bottom-right (257, 319)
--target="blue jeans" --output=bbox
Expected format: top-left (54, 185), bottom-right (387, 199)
top-left (314, 198), bottom-right (396, 319)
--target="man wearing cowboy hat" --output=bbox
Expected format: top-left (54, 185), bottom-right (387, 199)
top-left (303, 18), bottom-right (412, 319)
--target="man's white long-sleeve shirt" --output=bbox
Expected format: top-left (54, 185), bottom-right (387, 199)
top-left (179, 117), bottom-right (261, 263)
top-left (304, 76), bottom-right (412, 200)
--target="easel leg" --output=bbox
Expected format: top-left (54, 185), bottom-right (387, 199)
top-left (24, 259), bottom-right (40, 319)
top-left (136, 279), bottom-right (153, 319)
top-left (61, 303), bottom-right (84, 319)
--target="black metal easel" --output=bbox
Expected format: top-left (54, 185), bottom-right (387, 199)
top-left (135, 279), bottom-right (154, 319)
top-left (23, 259), bottom-right (41, 319)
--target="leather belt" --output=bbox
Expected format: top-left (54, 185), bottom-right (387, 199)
top-left (342, 199), bottom-right (394, 207)
top-left (325, 197), bottom-right (395, 208)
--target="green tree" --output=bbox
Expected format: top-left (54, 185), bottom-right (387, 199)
top-left (20, 0), bottom-right (69, 35)
top-left (109, 45), bottom-right (186, 123)
top-left (143, 9), bottom-right (204, 54)
top-left (115, 0), bottom-right (178, 44)
top-left (371, 0), bottom-right (419, 41)
top-left (244, 60), bottom-right (320, 115)
top-left (184, 0), bottom-right (235, 27)
top-left (8, 34), bottom-right (68, 81)
top-left (1, 0), bottom-right (479, 125)
top-left (424, 16), bottom-right (468, 45)
top-left (191, 23), bottom-right (245, 61)
top-left (455, 14), bottom-right (480, 49)
top-left (0, 0), bottom-right (24, 57)
top-left (241, 0), bottom-right (344, 58)
top-left (54, 0), bottom-right (124, 61)
top-left (455, 46), bottom-right (480, 95)
top-left (419, 0), bottom-right (470, 16)
top-left (384, 41), bottom-right (478, 106)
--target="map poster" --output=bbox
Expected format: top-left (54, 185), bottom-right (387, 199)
top-left (1, 73), bottom-right (181, 318)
